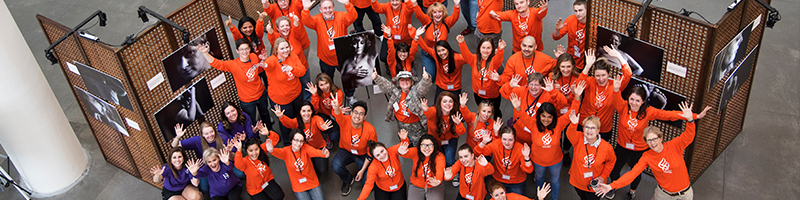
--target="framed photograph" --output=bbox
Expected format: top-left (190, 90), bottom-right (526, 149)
top-left (709, 22), bottom-right (753, 91)
top-left (162, 28), bottom-right (222, 92)
top-left (595, 26), bottom-right (664, 83)
top-left (621, 77), bottom-right (687, 128)
top-left (75, 86), bottom-right (129, 136)
top-left (74, 61), bottom-right (134, 111)
top-left (719, 46), bottom-right (757, 115)
top-left (154, 78), bottom-right (215, 142)
top-left (334, 31), bottom-right (377, 90)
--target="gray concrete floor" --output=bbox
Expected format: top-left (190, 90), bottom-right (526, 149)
top-left (1, 0), bottom-right (798, 199)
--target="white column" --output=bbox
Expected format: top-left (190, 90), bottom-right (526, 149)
top-left (0, 1), bottom-right (88, 195)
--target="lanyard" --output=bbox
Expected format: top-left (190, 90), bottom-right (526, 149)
top-left (522, 54), bottom-right (535, 75)
top-left (351, 125), bottom-right (364, 147)
top-left (248, 158), bottom-right (266, 178)
top-left (584, 143), bottom-right (599, 169)
top-left (390, 5), bottom-right (402, 30)
top-left (501, 144), bottom-right (514, 171)
top-left (525, 90), bottom-right (542, 116)
top-left (517, 13), bottom-right (529, 35)
top-left (378, 158), bottom-right (398, 183)
top-left (290, 150), bottom-right (305, 172)
top-left (465, 165), bottom-right (477, 193)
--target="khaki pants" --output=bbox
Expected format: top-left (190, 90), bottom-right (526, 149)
top-left (654, 186), bottom-right (693, 200)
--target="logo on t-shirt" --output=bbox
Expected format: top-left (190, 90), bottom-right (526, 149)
top-left (472, 129), bottom-right (488, 143)
top-left (583, 153), bottom-right (595, 168)
top-left (392, 16), bottom-right (401, 29)
top-left (304, 128), bottom-right (313, 142)
top-left (294, 158), bottom-right (305, 172)
top-left (327, 27), bottom-right (335, 42)
top-left (560, 83), bottom-right (572, 97)
top-left (442, 63), bottom-right (449, 73)
top-left (595, 91), bottom-right (606, 108)
top-left (222, 172), bottom-right (230, 179)
top-left (542, 133), bottom-right (552, 148)
top-left (385, 165), bottom-right (396, 177)
top-left (464, 172), bottom-right (473, 185)
top-left (351, 134), bottom-right (361, 147)
top-left (627, 118), bottom-right (639, 132)
top-left (518, 19), bottom-right (529, 35)
top-left (246, 65), bottom-right (259, 82)
top-left (658, 158), bottom-right (672, 174)
top-left (281, 65), bottom-right (296, 80)
top-left (525, 65), bottom-right (536, 75)
top-left (502, 156), bottom-right (512, 168)
top-left (423, 163), bottom-right (431, 177)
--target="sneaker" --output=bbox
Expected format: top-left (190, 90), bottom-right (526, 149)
top-left (623, 191), bottom-right (633, 200)
top-left (460, 28), bottom-right (474, 35)
top-left (326, 140), bottom-right (333, 150)
top-left (452, 176), bottom-right (460, 187)
top-left (347, 96), bottom-right (358, 107)
top-left (341, 178), bottom-right (354, 195)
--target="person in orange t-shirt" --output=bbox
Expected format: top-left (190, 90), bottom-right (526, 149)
top-left (382, 25), bottom-right (419, 77)
top-left (553, 0), bottom-right (587, 69)
top-left (308, 73), bottom-right (343, 149)
top-left (398, 132), bottom-right (447, 200)
top-left (264, 38), bottom-right (307, 145)
top-left (225, 13), bottom-right (267, 59)
top-left (301, 0), bottom-right (356, 80)
top-left (421, 92), bottom-right (465, 170)
top-left (499, 37), bottom-right (556, 87)
top-left (373, 0), bottom-right (416, 70)
top-left (488, 179), bottom-right (551, 200)
top-left (266, 16), bottom-right (313, 102)
top-left (444, 144), bottom-right (494, 200)
top-left (413, 1), bottom-right (460, 82)
top-left (273, 101), bottom-right (334, 176)
top-left (460, 93), bottom-right (501, 148)
top-left (566, 85), bottom-right (616, 200)
top-left (550, 53), bottom-right (581, 115)
top-left (231, 130), bottom-right (285, 200)
top-left (263, 0), bottom-right (311, 56)
top-left (577, 47), bottom-right (632, 142)
top-left (356, 141), bottom-right (407, 200)
top-left (500, 73), bottom-right (568, 145)
top-left (330, 97), bottom-right (378, 196)
top-left (264, 130), bottom-right (330, 200)
top-left (596, 103), bottom-right (709, 200)
top-left (490, 0), bottom-right (548, 52)
top-left (415, 27), bottom-right (468, 98)
top-left (474, 126), bottom-right (533, 196)
top-left (457, 35), bottom-right (506, 118)
top-left (474, 0), bottom-right (503, 45)
top-left (200, 39), bottom-right (269, 126)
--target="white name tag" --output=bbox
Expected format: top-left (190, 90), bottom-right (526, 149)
top-left (299, 177), bottom-right (308, 183)
top-left (389, 184), bottom-right (398, 190)
top-left (502, 175), bottom-right (511, 180)
top-left (447, 85), bottom-right (454, 90)
top-left (394, 35), bottom-right (401, 40)
top-left (523, 127), bottom-right (531, 133)
top-left (583, 172), bottom-right (593, 178)
top-left (328, 44), bottom-right (335, 50)
top-left (441, 140), bottom-right (449, 145)
top-left (560, 107), bottom-right (569, 114)
top-left (393, 102), bottom-right (400, 111)
top-left (261, 181), bottom-right (269, 189)
top-left (625, 143), bottom-right (635, 150)
top-left (350, 149), bottom-right (359, 154)
top-left (403, 111), bottom-right (410, 117)
top-left (478, 90), bottom-right (486, 95)
top-left (466, 195), bottom-right (475, 200)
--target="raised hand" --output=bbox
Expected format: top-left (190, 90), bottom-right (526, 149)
top-left (459, 92), bottom-right (469, 107)
top-left (538, 0), bottom-right (549, 11)
top-left (697, 106), bottom-right (712, 119)
top-left (398, 141), bottom-right (409, 155)
top-left (415, 25), bottom-right (426, 38)
top-left (398, 129), bottom-right (409, 140)
top-left (603, 46), bottom-right (622, 61)
top-left (305, 82), bottom-right (317, 95)
top-left (453, 0), bottom-right (461, 7)
top-left (253, 120), bottom-right (263, 134)
top-left (594, 183), bottom-right (613, 197)
top-left (257, 11), bottom-right (268, 21)
top-left (444, 167), bottom-right (453, 179)
top-left (355, 170), bottom-right (365, 181)
top-left (510, 74), bottom-right (522, 88)
top-left (174, 124), bottom-right (186, 139)
top-left (231, 137), bottom-right (243, 151)
top-left (271, 104), bottom-right (285, 118)
top-left (493, 117), bottom-right (503, 136)
top-left (265, 138), bottom-right (274, 153)
top-left (490, 70), bottom-right (500, 82)
top-left (678, 101), bottom-right (694, 121)
top-left (224, 16), bottom-right (233, 28)
top-left (555, 18), bottom-right (564, 31)
top-left (574, 80), bottom-right (586, 99)
top-left (149, 165), bottom-right (165, 176)
top-left (613, 75), bottom-right (624, 92)
top-left (569, 110), bottom-right (580, 124)
top-left (477, 155), bottom-right (488, 166)
top-left (302, 0), bottom-right (313, 10)
top-left (538, 182), bottom-right (552, 200)
top-left (235, 132), bottom-right (246, 142)
top-left (510, 93), bottom-right (521, 111)
top-left (427, 176), bottom-right (442, 187)
top-left (585, 48), bottom-right (596, 71)
top-left (340, 106), bottom-right (352, 115)
top-left (381, 24), bottom-right (391, 36)
top-left (481, 132), bottom-right (492, 145)
top-left (266, 20), bottom-right (274, 34)
top-left (186, 158), bottom-right (203, 175)
top-left (553, 44), bottom-right (565, 58)
top-left (259, 123), bottom-right (271, 136)
top-left (542, 77), bottom-right (554, 92)
top-left (521, 143), bottom-right (531, 159)
top-left (320, 120), bottom-right (333, 131)
top-left (456, 34), bottom-right (465, 43)
top-left (292, 15), bottom-right (300, 27)
top-left (498, 39), bottom-right (506, 50)
top-left (371, 71), bottom-right (378, 80)
top-left (451, 112), bottom-right (463, 125)
top-left (422, 67), bottom-right (431, 80)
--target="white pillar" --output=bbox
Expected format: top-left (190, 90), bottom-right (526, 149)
top-left (0, 1), bottom-right (88, 195)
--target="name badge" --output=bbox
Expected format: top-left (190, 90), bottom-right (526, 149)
top-left (447, 85), bottom-right (454, 90)
top-left (625, 143), bottom-right (635, 150)
top-left (393, 102), bottom-right (400, 111)
top-left (502, 175), bottom-right (511, 180)
top-left (583, 172), bottom-right (593, 178)
top-left (389, 184), bottom-right (398, 190)
top-left (403, 111), bottom-right (410, 117)
top-left (466, 195), bottom-right (475, 200)
top-left (441, 140), bottom-right (449, 145)
top-left (560, 107), bottom-right (569, 114)
top-left (328, 44), bottom-right (336, 50)
top-left (261, 181), bottom-right (269, 189)
top-left (350, 149), bottom-right (359, 154)
top-left (394, 35), bottom-right (401, 40)
top-left (299, 177), bottom-right (308, 183)
top-left (478, 90), bottom-right (486, 95)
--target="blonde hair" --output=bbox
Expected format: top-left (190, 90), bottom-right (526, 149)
top-left (470, 102), bottom-right (493, 134)
top-left (202, 148), bottom-right (220, 163)
top-left (582, 116), bottom-right (601, 128)
top-left (272, 37), bottom-right (290, 56)
top-left (200, 122), bottom-right (225, 151)
top-left (426, 3), bottom-right (449, 21)
top-left (643, 126), bottom-right (663, 141)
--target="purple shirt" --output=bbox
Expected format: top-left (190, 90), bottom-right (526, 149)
top-left (180, 134), bottom-right (231, 158)
top-left (161, 164), bottom-right (192, 191)
top-left (217, 113), bottom-right (256, 139)
top-left (194, 162), bottom-right (241, 197)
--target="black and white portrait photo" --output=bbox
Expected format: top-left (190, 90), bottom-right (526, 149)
top-left (162, 28), bottom-right (222, 92)
top-left (595, 26), bottom-right (664, 83)
top-left (709, 22), bottom-right (753, 92)
top-left (75, 86), bottom-right (129, 136)
top-left (155, 78), bottom-right (215, 142)
top-left (335, 31), bottom-right (378, 90)
top-left (75, 61), bottom-right (134, 111)
top-left (719, 46), bottom-right (757, 115)
top-left (622, 77), bottom-right (687, 128)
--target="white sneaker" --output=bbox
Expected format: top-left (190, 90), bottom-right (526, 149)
top-left (348, 96), bottom-right (358, 106)
top-left (452, 176), bottom-right (460, 187)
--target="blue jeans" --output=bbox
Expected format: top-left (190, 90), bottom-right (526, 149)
top-left (294, 186), bottom-right (324, 200)
top-left (535, 161), bottom-right (563, 200)
top-left (240, 90), bottom-right (270, 125)
top-left (460, 0), bottom-right (478, 30)
top-left (421, 49), bottom-right (437, 82)
top-left (269, 94), bottom-right (302, 147)
top-left (503, 180), bottom-right (527, 196)
top-left (442, 137), bottom-right (459, 167)
top-left (300, 69), bottom-right (311, 101)
top-left (319, 114), bottom-right (340, 145)
top-left (332, 149), bottom-right (368, 183)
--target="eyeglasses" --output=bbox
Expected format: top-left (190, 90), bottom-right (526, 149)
top-left (645, 137), bottom-right (660, 143)
top-left (351, 111), bottom-right (366, 116)
top-left (420, 143), bottom-right (434, 148)
top-left (237, 47), bottom-right (250, 51)
top-left (292, 139), bottom-right (304, 143)
top-left (584, 126), bottom-right (598, 131)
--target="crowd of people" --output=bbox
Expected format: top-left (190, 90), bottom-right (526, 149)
top-left (150, 0), bottom-right (712, 199)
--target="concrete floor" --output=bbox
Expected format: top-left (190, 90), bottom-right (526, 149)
top-left (1, 0), bottom-right (798, 199)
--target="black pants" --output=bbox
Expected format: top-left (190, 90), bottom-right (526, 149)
top-left (610, 146), bottom-right (646, 190)
top-left (574, 186), bottom-right (601, 200)
top-left (435, 86), bottom-right (461, 101)
top-left (312, 157), bottom-right (328, 177)
top-left (249, 180), bottom-right (285, 200)
top-left (472, 93), bottom-right (503, 119)
top-left (354, 6), bottom-right (383, 36)
top-left (210, 185), bottom-right (243, 200)
top-left (600, 130), bottom-right (613, 143)
top-left (373, 182), bottom-right (407, 200)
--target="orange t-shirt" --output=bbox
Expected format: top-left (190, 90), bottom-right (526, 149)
top-left (301, 4), bottom-right (357, 66)
top-left (610, 122), bottom-right (696, 193)
top-left (577, 64), bottom-right (632, 133)
top-left (459, 41), bottom-right (504, 99)
top-left (414, 4), bottom-right (460, 49)
top-left (230, 19), bottom-right (267, 56)
top-left (553, 73), bottom-right (580, 115)
top-left (496, 7), bottom-right (547, 52)
top-left (267, 144), bottom-right (327, 192)
top-left (419, 40), bottom-right (467, 91)
top-left (351, 0), bottom-right (371, 8)
top-left (278, 115), bottom-right (327, 149)
top-left (386, 32), bottom-right (419, 77)
top-left (476, 0), bottom-right (503, 34)
top-left (424, 106), bottom-right (466, 142)
top-left (394, 91), bottom-right (421, 123)
top-left (357, 144), bottom-right (406, 200)
top-left (399, 144), bottom-right (446, 188)
top-left (310, 89), bottom-right (343, 117)
top-left (490, 192), bottom-right (532, 200)
top-left (266, 22), bottom-right (309, 67)
top-left (461, 106), bottom-right (500, 148)
top-left (514, 104), bottom-right (571, 167)
top-left (263, 0), bottom-right (310, 49)
top-left (474, 141), bottom-right (533, 184)
top-left (610, 90), bottom-right (695, 151)
top-left (499, 51), bottom-right (556, 86)
top-left (421, 0), bottom-right (445, 7)
top-left (209, 53), bottom-right (264, 102)
top-left (552, 15), bottom-right (586, 69)
top-left (447, 160), bottom-right (494, 199)
top-left (263, 54), bottom-right (305, 104)
top-left (333, 111), bottom-right (377, 155)
top-left (235, 131), bottom-right (279, 195)
top-left (374, 1), bottom-right (416, 45)
top-left (566, 118), bottom-right (616, 192)
top-left (501, 86), bottom-right (568, 144)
